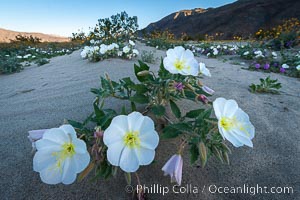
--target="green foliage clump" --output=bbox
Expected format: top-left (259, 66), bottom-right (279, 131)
top-left (140, 50), bottom-right (156, 64)
top-left (249, 76), bottom-right (282, 94)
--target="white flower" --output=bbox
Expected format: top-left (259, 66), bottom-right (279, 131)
top-left (199, 62), bottom-right (211, 77)
top-left (17, 56), bottom-right (22, 59)
top-left (162, 154), bottom-right (183, 185)
top-left (254, 50), bottom-right (264, 58)
top-left (112, 43), bottom-right (119, 49)
top-left (132, 49), bottom-right (139, 55)
top-left (282, 64), bottom-right (289, 69)
top-left (80, 50), bottom-right (87, 58)
top-left (117, 51), bottom-right (123, 57)
top-left (243, 51), bottom-right (249, 56)
top-left (90, 39), bottom-right (95, 44)
top-left (223, 46), bottom-right (227, 50)
top-left (213, 98), bottom-right (255, 148)
top-left (100, 45), bottom-right (108, 54)
top-left (94, 46), bottom-right (99, 51)
top-left (272, 52), bottom-right (277, 57)
top-left (163, 46), bottom-right (199, 76)
top-left (129, 40), bottom-right (135, 46)
top-left (213, 48), bottom-right (218, 56)
top-left (207, 53), bottom-right (211, 57)
top-left (33, 125), bottom-right (90, 184)
top-left (123, 46), bottom-right (130, 54)
top-left (296, 65), bottom-right (300, 71)
top-left (103, 112), bottom-right (159, 172)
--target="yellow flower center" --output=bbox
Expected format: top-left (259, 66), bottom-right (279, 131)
top-left (220, 117), bottom-right (236, 131)
top-left (52, 142), bottom-right (76, 170)
top-left (123, 131), bottom-right (140, 148)
top-left (174, 59), bottom-right (186, 70)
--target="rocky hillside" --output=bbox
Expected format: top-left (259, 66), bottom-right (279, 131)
top-left (0, 28), bottom-right (69, 43)
top-left (141, 0), bottom-right (300, 39)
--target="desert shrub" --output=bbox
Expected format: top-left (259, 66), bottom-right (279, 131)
top-left (140, 50), bottom-right (156, 63)
top-left (35, 58), bottom-right (50, 66)
top-left (0, 56), bottom-right (22, 74)
top-left (90, 11), bottom-right (138, 43)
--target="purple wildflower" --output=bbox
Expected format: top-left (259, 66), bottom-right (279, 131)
top-left (255, 63), bottom-right (261, 69)
top-left (279, 67), bottom-right (285, 73)
top-left (264, 63), bottom-right (270, 70)
top-left (174, 82), bottom-right (185, 91)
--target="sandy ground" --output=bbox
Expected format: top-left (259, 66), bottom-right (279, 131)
top-left (0, 43), bottom-right (299, 200)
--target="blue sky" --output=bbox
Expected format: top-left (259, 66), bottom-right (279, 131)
top-left (0, 0), bottom-right (236, 37)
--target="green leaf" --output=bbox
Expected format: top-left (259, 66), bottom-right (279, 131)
top-left (67, 120), bottom-right (83, 129)
top-left (186, 109), bottom-right (204, 118)
top-left (169, 100), bottom-right (181, 118)
top-left (190, 144), bottom-right (199, 164)
top-left (161, 126), bottom-right (181, 139)
top-left (168, 122), bottom-right (193, 132)
top-left (132, 84), bottom-right (148, 94)
top-left (129, 93), bottom-right (149, 104)
top-left (151, 105), bottom-right (166, 117)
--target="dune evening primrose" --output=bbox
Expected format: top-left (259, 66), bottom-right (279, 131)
top-left (33, 125), bottom-right (90, 185)
top-left (123, 46), bottom-right (130, 54)
top-left (162, 154), bottom-right (183, 185)
top-left (282, 64), bottom-right (289, 69)
top-left (199, 62), bottom-right (211, 77)
top-left (213, 98), bottom-right (255, 148)
top-left (163, 46), bottom-right (199, 76)
top-left (103, 112), bottom-right (159, 172)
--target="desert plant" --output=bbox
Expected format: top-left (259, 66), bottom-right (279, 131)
top-left (35, 58), bottom-right (50, 66)
top-left (249, 76), bottom-right (282, 94)
top-left (140, 50), bottom-right (156, 63)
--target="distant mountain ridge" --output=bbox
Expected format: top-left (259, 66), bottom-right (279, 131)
top-left (141, 0), bottom-right (300, 39)
top-left (0, 28), bottom-right (69, 43)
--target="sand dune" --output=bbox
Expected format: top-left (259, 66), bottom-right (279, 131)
top-left (0, 43), bottom-right (299, 199)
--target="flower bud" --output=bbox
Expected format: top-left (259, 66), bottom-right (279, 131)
top-left (199, 142), bottom-right (207, 168)
top-left (137, 70), bottom-right (150, 76)
top-left (197, 80), bottom-right (203, 87)
top-left (185, 83), bottom-right (195, 91)
top-left (222, 152), bottom-right (230, 165)
top-left (197, 94), bottom-right (209, 104)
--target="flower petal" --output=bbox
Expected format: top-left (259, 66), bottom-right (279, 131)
top-left (59, 124), bottom-right (77, 139)
top-left (213, 97), bottom-right (227, 119)
top-left (61, 157), bottom-right (77, 184)
top-left (221, 129), bottom-right (244, 147)
top-left (107, 141), bottom-right (125, 166)
top-left (39, 164), bottom-right (62, 184)
top-left (35, 139), bottom-right (62, 151)
top-left (33, 148), bottom-right (57, 172)
top-left (223, 99), bottom-right (239, 117)
top-left (72, 138), bottom-right (88, 154)
top-left (139, 130), bottom-right (159, 149)
top-left (73, 152), bottom-right (90, 173)
top-left (42, 128), bottom-right (69, 145)
top-left (103, 123), bottom-right (125, 146)
top-left (119, 147), bottom-right (139, 172)
top-left (127, 112), bottom-right (145, 131)
top-left (135, 147), bottom-right (155, 165)
top-left (162, 155), bottom-right (177, 176)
